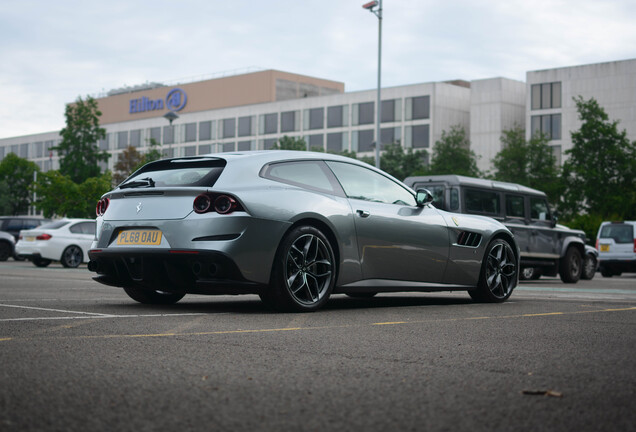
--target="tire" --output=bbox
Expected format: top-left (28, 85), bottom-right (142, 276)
top-left (559, 247), bottom-right (582, 283)
top-left (33, 257), bottom-right (52, 267)
top-left (600, 267), bottom-right (613, 278)
top-left (61, 245), bottom-right (83, 268)
top-left (470, 238), bottom-right (517, 303)
top-left (520, 267), bottom-right (542, 281)
top-left (581, 254), bottom-right (597, 280)
top-left (0, 241), bottom-right (12, 261)
top-left (123, 286), bottom-right (185, 304)
top-left (267, 225), bottom-right (336, 312)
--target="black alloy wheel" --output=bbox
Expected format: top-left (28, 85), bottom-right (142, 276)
top-left (267, 226), bottom-right (336, 312)
top-left (470, 238), bottom-right (517, 303)
top-left (61, 245), bottom-right (83, 268)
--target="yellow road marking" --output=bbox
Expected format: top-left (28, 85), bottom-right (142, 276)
top-left (1, 307), bottom-right (634, 342)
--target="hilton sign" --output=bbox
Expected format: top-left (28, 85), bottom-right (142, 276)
top-left (129, 88), bottom-right (187, 114)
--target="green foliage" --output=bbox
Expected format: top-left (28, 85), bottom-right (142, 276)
top-left (380, 143), bottom-right (427, 180)
top-left (112, 139), bottom-right (164, 185)
top-left (273, 136), bottom-right (307, 151)
top-left (54, 95), bottom-right (110, 184)
top-left (491, 126), bottom-right (562, 202)
top-left (428, 125), bottom-right (481, 177)
top-left (561, 96), bottom-right (636, 220)
top-left (559, 213), bottom-right (606, 246)
top-left (34, 171), bottom-right (112, 218)
top-left (0, 153), bottom-right (40, 215)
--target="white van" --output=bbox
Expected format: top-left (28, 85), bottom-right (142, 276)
top-left (596, 221), bottom-right (636, 277)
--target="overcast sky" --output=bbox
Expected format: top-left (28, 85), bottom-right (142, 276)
top-left (2, 0), bottom-right (635, 139)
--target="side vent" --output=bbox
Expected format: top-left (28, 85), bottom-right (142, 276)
top-left (457, 231), bottom-right (482, 247)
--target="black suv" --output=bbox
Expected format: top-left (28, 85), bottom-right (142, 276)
top-left (0, 216), bottom-right (50, 261)
top-left (404, 175), bottom-right (596, 283)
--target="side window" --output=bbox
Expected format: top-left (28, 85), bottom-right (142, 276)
top-left (465, 189), bottom-right (500, 216)
top-left (262, 161), bottom-right (340, 195)
top-left (505, 195), bottom-right (525, 218)
top-left (449, 188), bottom-right (459, 211)
top-left (530, 197), bottom-right (552, 220)
top-left (326, 161), bottom-right (416, 206)
top-left (6, 219), bottom-right (24, 231)
top-left (70, 222), bottom-right (95, 235)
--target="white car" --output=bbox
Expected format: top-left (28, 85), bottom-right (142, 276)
top-left (16, 219), bottom-right (96, 268)
top-left (596, 221), bottom-right (636, 277)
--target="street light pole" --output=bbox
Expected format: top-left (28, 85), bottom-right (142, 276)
top-left (363, 0), bottom-right (382, 168)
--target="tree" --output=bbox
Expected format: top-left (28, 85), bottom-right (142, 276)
top-left (0, 153), bottom-right (40, 215)
top-left (54, 95), bottom-right (110, 184)
top-left (491, 126), bottom-right (562, 202)
top-left (561, 96), bottom-right (636, 220)
top-left (34, 171), bottom-right (111, 218)
top-left (273, 136), bottom-right (307, 151)
top-left (380, 143), bottom-right (427, 180)
top-left (428, 125), bottom-right (481, 177)
top-left (113, 146), bottom-right (144, 185)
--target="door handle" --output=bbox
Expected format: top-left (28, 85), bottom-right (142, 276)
top-left (356, 210), bottom-right (370, 218)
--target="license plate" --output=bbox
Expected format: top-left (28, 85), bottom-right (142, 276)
top-left (116, 229), bottom-right (162, 245)
top-left (600, 244), bottom-right (610, 252)
top-left (25, 236), bottom-right (35, 242)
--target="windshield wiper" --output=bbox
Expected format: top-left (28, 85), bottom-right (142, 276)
top-left (120, 177), bottom-right (155, 189)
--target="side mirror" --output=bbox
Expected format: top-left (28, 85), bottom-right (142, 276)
top-left (416, 189), bottom-right (434, 207)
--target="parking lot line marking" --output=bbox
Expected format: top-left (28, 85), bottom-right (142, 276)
top-left (0, 303), bottom-right (115, 317)
top-left (373, 321), bottom-right (407, 325)
top-left (0, 312), bottom-right (209, 322)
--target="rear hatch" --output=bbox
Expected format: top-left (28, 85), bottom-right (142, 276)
top-left (104, 157), bottom-right (226, 221)
top-left (597, 222), bottom-right (635, 259)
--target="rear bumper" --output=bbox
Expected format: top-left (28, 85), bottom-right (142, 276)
top-left (88, 248), bottom-right (266, 295)
top-left (598, 259), bottom-right (636, 273)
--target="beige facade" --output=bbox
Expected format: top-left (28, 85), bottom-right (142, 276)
top-left (96, 70), bottom-right (345, 125)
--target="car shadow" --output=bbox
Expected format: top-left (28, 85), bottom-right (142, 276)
top-left (108, 292), bottom-right (477, 315)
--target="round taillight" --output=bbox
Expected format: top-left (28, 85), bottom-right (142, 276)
top-left (96, 198), bottom-right (110, 216)
top-left (214, 195), bottom-right (236, 214)
top-left (193, 194), bottom-right (211, 214)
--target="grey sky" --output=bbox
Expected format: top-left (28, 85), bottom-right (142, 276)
top-left (1, 0), bottom-right (635, 139)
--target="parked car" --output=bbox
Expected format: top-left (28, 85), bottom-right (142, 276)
top-left (16, 219), bottom-right (96, 268)
top-left (596, 221), bottom-right (636, 277)
top-left (0, 216), bottom-right (50, 261)
top-left (88, 151), bottom-right (520, 312)
top-left (403, 175), bottom-right (591, 283)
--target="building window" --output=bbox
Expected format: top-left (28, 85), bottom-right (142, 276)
top-left (198, 144), bottom-right (212, 154)
top-left (309, 108), bottom-right (324, 130)
top-left (357, 102), bottom-right (374, 125)
top-left (531, 114), bottom-right (561, 140)
top-left (20, 143), bottom-right (29, 158)
top-left (238, 116), bottom-right (253, 137)
top-left (355, 129), bottom-right (374, 152)
top-left (34, 142), bottom-right (43, 158)
top-left (222, 142), bottom-right (235, 152)
top-left (381, 99), bottom-right (401, 123)
top-left (163, 126), bottom-right (174, 145)
top-left (531, 82), bottom-right (561, 110)
top-left (184, 146), bottom-right (196, 156)
top-left (238, 140), bottom-right (253, 151)
top-left (149, 127), bottom-right (161, 145)
top-left (199, 121), bottom-right (212, 141)
top-left (327, 105), bottom-right (344, 128)
top-left (117, 131), bottom-right (128, 149)
top-left (281, 111), bottom-right (297, 133)
top-left (222, 118), bottom-right (236, 139)
top-left (406, 96), bottom-right (430, 120)
top-left (327, 132), bottom-right (343, 153)
top-left (261, 113), bottom-right (278, 135)
top-left (263, 138), bottom-right (277, 149)
top-left (130, 129), bottom-right (141, 147)
top-left (381, 127), bottom-right (401, 145)
top-left (406, 124), bottom-right (430, 148)
top-left (308, 134), bottom-right (323, 150)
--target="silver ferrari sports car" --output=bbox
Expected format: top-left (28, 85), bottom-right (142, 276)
top-left (88, 151), bottom-right (519, 311)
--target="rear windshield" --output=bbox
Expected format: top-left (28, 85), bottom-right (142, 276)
top-left (39, 221), bottom-right (70, 230)
top-left (120, 158), bottom-right (226, 188)
top-left (600, 224), bottom-right (634, 243)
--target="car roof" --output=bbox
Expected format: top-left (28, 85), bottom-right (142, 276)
top-left (404, 174), bottom-right (547, 197)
